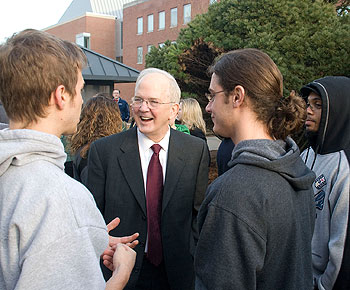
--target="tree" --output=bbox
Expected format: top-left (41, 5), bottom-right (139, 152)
top-left (324, 0), bottom-right (350, 14)
top-left (146, 0), bottom-right (350, 137)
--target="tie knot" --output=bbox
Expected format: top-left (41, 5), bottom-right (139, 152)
top-left (151, 144), bottom-right (161, 154)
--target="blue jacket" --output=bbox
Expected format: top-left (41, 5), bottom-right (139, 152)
top-left (117, 98), bottom-right (130, 122)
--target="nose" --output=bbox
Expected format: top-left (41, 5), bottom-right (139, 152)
top-left (139, 99), bottom-right (150, 111)
top-left (205, 102), bottom-right (211, 113)
top-left (306, 105), bottom-right (313, 115)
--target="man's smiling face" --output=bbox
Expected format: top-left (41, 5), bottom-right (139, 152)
top-left (132, 73), bottom-right (178, 142)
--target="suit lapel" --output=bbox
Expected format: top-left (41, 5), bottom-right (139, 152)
top-left (118, 127), bottom-right (147, 216)
top-left (162, 130), bottom-right (185, 214)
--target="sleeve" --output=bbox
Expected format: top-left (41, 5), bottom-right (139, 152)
top-left (318, 158), bottom-right (350, 290)
top-left (192, 141), bottom-right (209, 242)
top-left (125, 102), bottom-right (130, 123)
top-left (86, 141), bottom-right (106, 215)
top-left (15, 228), bottom-right (106, 290)
top-left (194, 204), bottom-right (266, 290)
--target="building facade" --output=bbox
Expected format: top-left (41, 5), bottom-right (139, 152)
top-left (123, 0), bottom-right (218, 70)
top-left (44, 0), bottom-right (218, 102)
top-left (46, 13), bottom-right (118, 60)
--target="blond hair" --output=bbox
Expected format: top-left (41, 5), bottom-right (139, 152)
top-left (179, 98), bottom-right (206, 134)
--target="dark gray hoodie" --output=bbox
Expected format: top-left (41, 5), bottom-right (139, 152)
top-left (195, 137), bottom-right (315, 290)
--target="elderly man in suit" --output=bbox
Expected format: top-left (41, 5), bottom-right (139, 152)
top-left (86, 68), bottom-right (209, 290)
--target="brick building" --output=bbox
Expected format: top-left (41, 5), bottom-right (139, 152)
top-left (44, 0), bottom-right (218, 102)
top-left (123, 0), bottom-right (218, 71)
top-left (46, 13), bottom-right (117, 60)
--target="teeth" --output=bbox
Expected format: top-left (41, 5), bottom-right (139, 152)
top-left (141, 117), bottom-right (152, 120)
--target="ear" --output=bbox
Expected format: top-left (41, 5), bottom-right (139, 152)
top-left (169, 103), bottom-right (179, 120)
top-left (51, 85), bottom-right (67, 110)
top-left (231, 85), bottom-right (245, 108)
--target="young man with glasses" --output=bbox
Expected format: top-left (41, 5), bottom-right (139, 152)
top-left (87, 68), bottom-right (209, 290)
top-left (300, 76), bottom-right (350, 290)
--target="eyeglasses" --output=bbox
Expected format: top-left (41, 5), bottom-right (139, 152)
top-left (205, 90), bottom-right (225, 103)
top-left (132, 97), bottom-right (175, 109)
top-left (306, 101), bottom-right (322, 112)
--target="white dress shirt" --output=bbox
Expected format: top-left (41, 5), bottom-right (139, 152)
top-left (137, 127), bottom-right (171, 253)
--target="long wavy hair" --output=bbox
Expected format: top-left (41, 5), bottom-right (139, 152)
top-left (70, 93), bottom-right (123, 158)
top-left (179, 98), bottom-right (206, 134)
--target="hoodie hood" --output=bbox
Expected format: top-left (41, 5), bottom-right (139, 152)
top-left (300, 76), bottom-right (350, 154)
top-left (0, 129), bottom-right (66, 176)
top-left (228, 137), bottom-right (315, 191)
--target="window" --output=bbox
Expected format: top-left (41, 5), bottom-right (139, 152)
top-left (137, 17), bottom-right (143, 34)
top-left (170, 8), bottom-right (177, 27)
top-left (159, 43), bottom-right (165, 48)
top-left (147, 45), bottom-right (153, 53)
top-left (76, 32), bottom-right (91, 49)
top-left (209, 0), bottom-right (217, 4)
top-left (159, 11), bottom-right (165, 30)
top-left (183, 4), bottom-right (191, 24)
top-left (148, 14), bottom-right (154, 32)
top-left (137, 47), bottom-right (143, 64)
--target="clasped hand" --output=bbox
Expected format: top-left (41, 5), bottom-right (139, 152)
top-left (102, 217), bottom-right (139, 271)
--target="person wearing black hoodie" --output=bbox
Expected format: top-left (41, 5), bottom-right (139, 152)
top-left (194, 48), bottom-right (316, 290)
top-left (300, 76), bottom-right (350, 290)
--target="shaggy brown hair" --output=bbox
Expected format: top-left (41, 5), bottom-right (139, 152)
top-left (70, 94), bottom-right (123, 158)
top-left (0, 29), bottom-right (86, 124)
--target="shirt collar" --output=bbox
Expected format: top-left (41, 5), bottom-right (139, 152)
top-left (137, 127), bottom-right (171, 153)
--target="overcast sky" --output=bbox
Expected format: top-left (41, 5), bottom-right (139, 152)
top-left (0, 0), bottom-right (73, 43)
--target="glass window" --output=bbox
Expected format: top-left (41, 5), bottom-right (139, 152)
top-left (170, 8), bottom-right (177, 27)
top-left (159, 43), bottom-right (165, 48)
top-left (184, 4), bottom-right (191, 24)
top-left (159, 11), bottom-right (165, 30)
top-left (76, 32), bottom-right (91, 49)
top-left (209, 0), bottom-right (217, 4)
top-left (147, 45), bottom-right (153, 53)
top-left (148, 14), bottom-right (154, 32)
top-left (137, 17), bottom-right (143, 34)
top-left (137, 47), bottom-right (143, 64)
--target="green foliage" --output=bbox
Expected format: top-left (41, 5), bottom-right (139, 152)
top-left (146, 0), bottom-right (350, 133)
top-left (145, 40), bottom-right (186, 81)
top-left (177, 0), bottom-right (350, 92)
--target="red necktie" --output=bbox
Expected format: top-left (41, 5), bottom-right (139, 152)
top-left (146, 144), bottom-right (163, 266)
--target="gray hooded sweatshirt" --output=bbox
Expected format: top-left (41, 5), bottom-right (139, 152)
top-left (195, 137), bottom-right (315, 290)
top-left (0, 129), bottom-right (108, 290)
top-left (301, 76), bottom-right (350, 290)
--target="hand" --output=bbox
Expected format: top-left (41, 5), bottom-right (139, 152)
top-left (113, 243), bottom-right (136, 273)
top-left (105, 244), bottom-right (136, 290)
top-left (107, 217), bottom-right (139, 249)
top-left (102, 217), bottom-right (139, 271)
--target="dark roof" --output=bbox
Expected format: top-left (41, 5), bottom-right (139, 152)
top-left (81, 46), bottom-right (139, 82)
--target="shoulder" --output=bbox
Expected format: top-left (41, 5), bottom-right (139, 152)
top-left (171, 128), bottom-right (205, 145)
top-left (190, 127), bottom-right (206, 140)
top-left (93, 127), bottom-right (136, 149)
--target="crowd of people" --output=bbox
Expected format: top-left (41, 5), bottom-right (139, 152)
top-left (0, 29), bottom-right (349, 290)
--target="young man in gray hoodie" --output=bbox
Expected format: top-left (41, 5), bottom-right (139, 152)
top-left (301, 76), bottom-right (350, 290)
top-left (0, 29), bottom-right (137, 290)
top-left (194, 48), bottom-right (315, 290)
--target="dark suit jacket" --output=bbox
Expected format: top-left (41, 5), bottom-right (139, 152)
top-left (86, 127), bottom-right (209, 290)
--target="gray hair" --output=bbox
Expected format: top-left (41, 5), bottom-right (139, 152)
top-left (135, 68), bottom-right (181, 103)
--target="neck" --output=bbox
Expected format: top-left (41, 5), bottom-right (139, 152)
top-left (230, 110), bottom-right (273, 144)
top-left (9, 116), bottom-right (64, 138)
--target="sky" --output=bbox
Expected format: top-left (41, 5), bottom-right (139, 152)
top-left (0, 0), bottom-right (73, 44)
